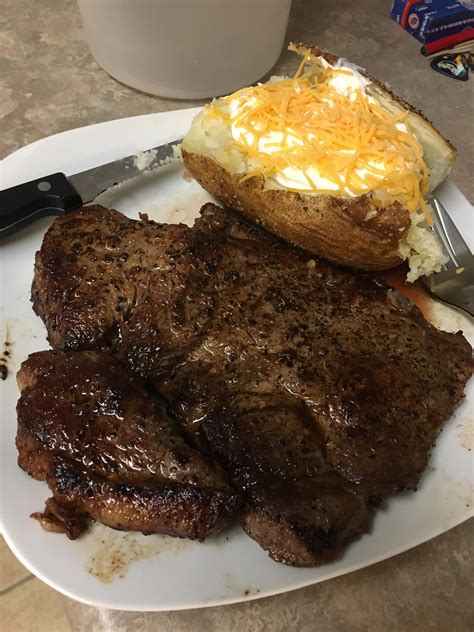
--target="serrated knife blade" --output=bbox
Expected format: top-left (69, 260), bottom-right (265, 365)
top-left (0, 138), bottom-right (182, 239)
top-left (68, 139), bottom-right (182, 204)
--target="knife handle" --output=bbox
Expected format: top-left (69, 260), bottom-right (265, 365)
top-left (0, 172), bottom-right (83, 239)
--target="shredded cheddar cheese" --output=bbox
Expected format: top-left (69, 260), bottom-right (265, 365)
top-left (202, 63), bottom-right (431, 221)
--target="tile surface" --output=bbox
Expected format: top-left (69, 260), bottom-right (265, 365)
top-left (0, 536), bottom-right (31, 592)
top-left (1, 0), bottom-right (473, 630)
top-left (0, 562), bottom-right (71, 632)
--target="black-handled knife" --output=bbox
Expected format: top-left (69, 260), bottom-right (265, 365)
top-left (0, 138), bottom-right (182, 239)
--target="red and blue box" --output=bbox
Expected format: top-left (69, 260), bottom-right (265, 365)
top-left (390, 1), bottom-right (474, 44)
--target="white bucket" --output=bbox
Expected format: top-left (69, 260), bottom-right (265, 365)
top-left (77, 0), bottom-right (292, 99)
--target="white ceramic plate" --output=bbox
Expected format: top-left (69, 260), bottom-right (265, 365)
top-left (0, 109), bottom-right (473, 612)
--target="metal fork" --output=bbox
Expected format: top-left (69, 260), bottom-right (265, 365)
top-left (420, 197), bottom-right (474, 317)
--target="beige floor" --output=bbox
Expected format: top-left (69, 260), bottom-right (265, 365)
top-left (0, 536), bottom-right (71, 632)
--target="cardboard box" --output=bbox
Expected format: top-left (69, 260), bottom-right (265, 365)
top-left (390, 1), bottom-right (474, 44)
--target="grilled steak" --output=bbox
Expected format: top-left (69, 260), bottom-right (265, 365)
top-left (28, 203), bottom-right (472, 564)
top-left (32, 205), bottom-right (190, 357)
top-left (16, 350), bottom-right (239, 540)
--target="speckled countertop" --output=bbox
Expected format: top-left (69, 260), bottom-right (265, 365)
top-left (1, 1), bottom-right (473, 630)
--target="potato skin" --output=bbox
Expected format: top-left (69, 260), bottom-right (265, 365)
top-left (182, 150), bottom-right (411, 271)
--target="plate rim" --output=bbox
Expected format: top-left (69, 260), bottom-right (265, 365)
top-left (2, 514), bottom-right (470, 612)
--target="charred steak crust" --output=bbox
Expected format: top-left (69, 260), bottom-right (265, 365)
top-left (16, 351), bottom-right (239, 540)
top-left (28, 203), bottom-right (472, 565)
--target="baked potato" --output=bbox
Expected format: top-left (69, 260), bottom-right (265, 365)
top-left (182, 44), bottom-right (455, 278)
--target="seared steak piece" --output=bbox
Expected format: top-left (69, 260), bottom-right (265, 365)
top-left (32, 205), bottom-right (191, 357)
top-left (30, 204), bottom-right (472, 564)
top-left (199, 392), bottom-right (370, 565)
top-left (16, 350), bottom-right (239, 540)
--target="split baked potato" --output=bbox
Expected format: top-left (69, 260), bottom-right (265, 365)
top-left (182, 44), bottom-right (455, 278)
